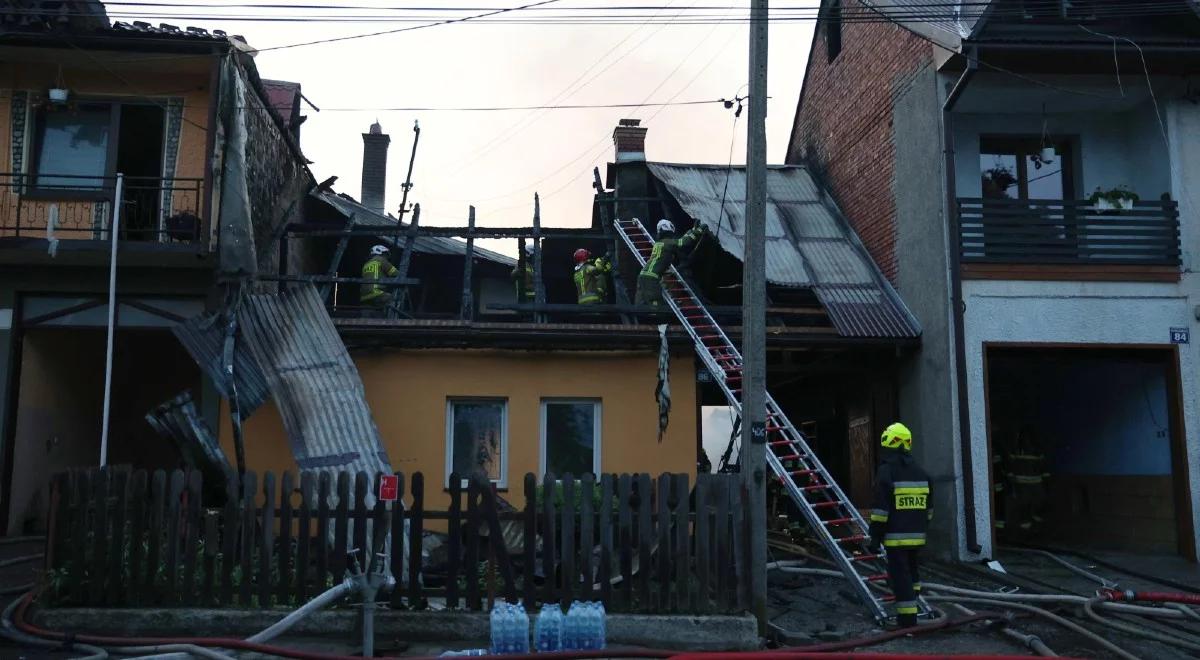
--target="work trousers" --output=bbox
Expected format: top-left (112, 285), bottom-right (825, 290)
top-left (1005, 482), bottom-right (1046, 539)
top-left (886, 547), bottom-right (922, 627)
top-left (634, 273), bottom-right (663, 306)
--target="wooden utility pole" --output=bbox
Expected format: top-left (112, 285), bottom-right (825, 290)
top-left (741, 0), bottom-right (769, 633)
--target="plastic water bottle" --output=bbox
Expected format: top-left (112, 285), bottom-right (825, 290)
top-left (595, 601), bottom-right (607, 649)
top-left (513, 603), bottom-right (530, 653)
top-left (490, 604), bottom-right (505, 654)
top-left (535, 603), bottom-right (563, 652)
top-left (562, 602), bottom-right (579, 650)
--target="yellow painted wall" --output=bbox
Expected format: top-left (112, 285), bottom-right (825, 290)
top-left (219, 349), bottom-right (697, 510)
top-left (0, 56), bottom-right (212, 235)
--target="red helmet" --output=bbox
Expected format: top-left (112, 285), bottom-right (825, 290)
top-left (573, 248), bottom-right (590, 264)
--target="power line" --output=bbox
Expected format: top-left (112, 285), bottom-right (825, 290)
top-left (444, 0), bottom-right (693, 177)
top-left (302, 98), bottom-right (731, 111)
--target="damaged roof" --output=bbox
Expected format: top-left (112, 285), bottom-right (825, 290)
top-left (646, 162), bottom-right (920, 340)
top-left (314, 190), bottom-right (516, 267)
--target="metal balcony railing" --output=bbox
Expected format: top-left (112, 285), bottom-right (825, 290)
top-left (957, 198), bottom-right (1181, 266)
top-left (0, 173), bottom-right (206, 244)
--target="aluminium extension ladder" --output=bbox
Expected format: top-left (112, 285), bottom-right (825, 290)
top-left (615, 217), bottom-right (932, 623)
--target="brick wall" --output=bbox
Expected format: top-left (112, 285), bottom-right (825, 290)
top-left (786, 3), bottom-right (934, 282)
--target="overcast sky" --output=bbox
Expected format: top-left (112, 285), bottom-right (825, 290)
top-left (135, 1), bottom-right (814, 242)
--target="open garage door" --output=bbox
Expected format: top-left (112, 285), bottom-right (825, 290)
top-left (985, 345), bottom-right (1191, 558)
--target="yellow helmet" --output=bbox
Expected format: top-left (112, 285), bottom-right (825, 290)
top-left (881, 422), bottom-right (913, 451)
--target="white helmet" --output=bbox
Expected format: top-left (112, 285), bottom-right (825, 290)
top-left (524, 242), bottom-right (536, 256)
top-left (656, 219), bottom-right (675, 236)
top-left (370, 244), bottom-right (390, 256)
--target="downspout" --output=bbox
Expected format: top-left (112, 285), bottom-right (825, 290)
top-left (942, 52), bottom-right (981, 555)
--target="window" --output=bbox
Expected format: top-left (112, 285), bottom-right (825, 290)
top-left (825, 0), bottom-right (842, 62)
top-left (980, 137), bottom-right (1074, 201)
top-left (32, 102), bottom-right (165, 194)
top-left (33, 103), bottom-right (112, 189)
top-left (446, 399), bottom-right (508, 487)
top-left (540, 399), bottom-right (601, 476)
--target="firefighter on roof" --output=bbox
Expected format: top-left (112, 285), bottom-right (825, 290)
top-left (511, 242), bottom-right (536, 303)
top-left (868, 422), bottom-right (932, 629)
top-left (634, 219), bottom-right (708, 306)
top-left (573, 248), bottom-right (612, 305)
top-left (361, 244), bottom-right (400, 311)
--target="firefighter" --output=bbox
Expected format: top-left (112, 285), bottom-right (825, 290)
top-left (361, 245), bottom-right (399, 311)
top-left (1003, 425), bottom-right (1049, 539)
top-left (867, 422), bottom-right (932, 629)
top-left (573, 249), bottom-right (611, 305)
top-left (634, 219), bottom-right (708, 306)
top-left (511, 242), bottom-right (536, 303)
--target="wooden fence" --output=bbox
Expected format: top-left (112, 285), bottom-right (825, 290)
top-left (45, 468), bottom-right (750, 614)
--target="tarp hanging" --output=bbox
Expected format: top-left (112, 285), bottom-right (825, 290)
top-left (656, 323), bottom-right (671, 443)
top-left (215, 55), bottom-right (258, 281)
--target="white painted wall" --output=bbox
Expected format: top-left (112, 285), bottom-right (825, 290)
top-left (956, 98), bottom-right (1200, 560)
top-left (953, 102), bottom-right (1172, 202)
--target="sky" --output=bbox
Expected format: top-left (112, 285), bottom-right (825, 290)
top-left (130, 1), bottom-right (815, 245)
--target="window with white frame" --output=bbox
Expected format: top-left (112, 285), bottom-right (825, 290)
top-left (446, 398), bottom-right (508, 487)
top-left (540, 399), bottom-right (601, 476)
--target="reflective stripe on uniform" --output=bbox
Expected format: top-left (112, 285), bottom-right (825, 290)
top-left (869, 509), bottom-right (889, 522)
top-left (578, 294), bottom-right (602, 304)
top-left (1011, 475), bottom-right (1044, 485)
top-left (893, 481), bottom-right (930, 494)
top-left (912, 583), bottom-right (922, 592)
top-left (927, 509), bottom-right (934, 521)
top-left (995, 520), bottom-right (1006, 529)
top-left (883, 532), bottom-right (926, 547)
top-left (895, 601), bottom-right (920, 615)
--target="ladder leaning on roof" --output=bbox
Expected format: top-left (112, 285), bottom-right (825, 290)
top-left (613, 217), bottom-right (933, 624)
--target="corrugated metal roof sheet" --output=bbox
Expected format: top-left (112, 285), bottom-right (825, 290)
top-left (172, 312), bottom-right (270, 420)
top-left (237, 283), bottom-right (392, 476)
top-left (315, 191), bottom-right (516, 267)
top-left (645, 162), bottom-right (921, 340)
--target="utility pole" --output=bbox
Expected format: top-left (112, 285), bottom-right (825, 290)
top-left (741, 0), bottom-right (769, 633)
top-left (397, 120), bottom-right (421, 220)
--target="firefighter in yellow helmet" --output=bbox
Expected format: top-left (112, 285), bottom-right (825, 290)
top-left (867, 422), bottom-right (932, 628)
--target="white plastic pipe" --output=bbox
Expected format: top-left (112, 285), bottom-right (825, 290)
top-left (99, 173), bottom-right (124, 467)
top-left (245, 578), bottom-right (354, 644)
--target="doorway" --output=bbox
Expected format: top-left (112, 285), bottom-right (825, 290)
top-left (984, 345), bottom-right (1191, 557)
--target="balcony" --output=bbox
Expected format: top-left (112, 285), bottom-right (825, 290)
top-left (956, 198), bottom-right (1181, 280)
top-left (0, 173), bottom-right (206, 245)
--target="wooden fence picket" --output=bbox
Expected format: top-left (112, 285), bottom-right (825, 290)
top-left (45, 468), bottom-right (746, 615)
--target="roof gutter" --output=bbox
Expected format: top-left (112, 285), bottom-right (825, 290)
top-left (943, 52), bottom-right (982, 556)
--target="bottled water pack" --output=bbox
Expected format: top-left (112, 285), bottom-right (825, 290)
top-left (562, 601), bottom-right (606, 651)
top-left (489, 601), bottom-right (530, 654)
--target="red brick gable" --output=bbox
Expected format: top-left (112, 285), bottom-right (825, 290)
top-left (786, 2), bottom-right (933, 283)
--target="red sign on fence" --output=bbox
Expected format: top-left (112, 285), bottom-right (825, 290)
top-left (379, 474), bottom-right (399, 501)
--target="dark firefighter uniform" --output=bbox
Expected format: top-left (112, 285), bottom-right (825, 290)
top-left (574, 256), bottom-right (612, 304)
top-left (1002, 427), bottom-right (1049, 537)
top-left (868, 422), bottom-right (932, 628)
top-left (634, 222), bottom-right (707, 306)
top-left (361, 251), bottom-right (399, 308)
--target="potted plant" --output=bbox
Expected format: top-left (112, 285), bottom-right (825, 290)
top-left (1089, 185), bottom-right (1139, 211)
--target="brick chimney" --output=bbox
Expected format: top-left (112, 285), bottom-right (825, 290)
top-left (612, 118), bottom-right (647, 162)
top-left (361, 121), bottom-right (390, 214)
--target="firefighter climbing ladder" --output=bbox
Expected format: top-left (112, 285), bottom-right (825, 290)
top-left (614, 217), bottom-right (931, 624)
